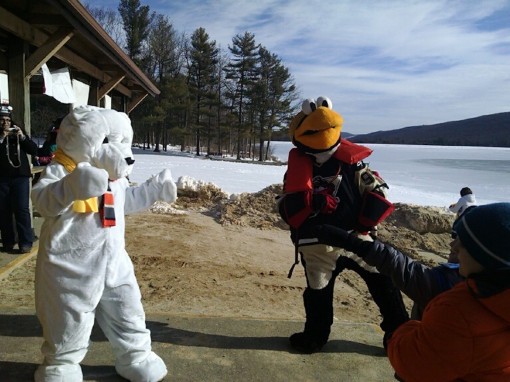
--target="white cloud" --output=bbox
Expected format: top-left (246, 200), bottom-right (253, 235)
top-left (90, 0), bottom-right (510, 133)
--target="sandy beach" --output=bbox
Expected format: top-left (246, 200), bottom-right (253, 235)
top-left (0, 185), bottom-right (455, 328)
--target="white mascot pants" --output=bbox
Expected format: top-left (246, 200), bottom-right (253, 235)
top-left (33, 177), bottom-right (168, 382)
top-left (34, 245), bottom-right (166, 382)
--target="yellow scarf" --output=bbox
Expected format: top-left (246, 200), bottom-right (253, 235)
top-left (53, 148), bottom-right (99, 213)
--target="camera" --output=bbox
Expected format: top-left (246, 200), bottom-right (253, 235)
top-left (7, 127), bottom-right (17, 135)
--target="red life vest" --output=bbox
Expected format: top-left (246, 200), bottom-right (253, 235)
top-left (282, 139), bottom-right (373, 228)
top-left (284, 139), bottom-right (373, 194)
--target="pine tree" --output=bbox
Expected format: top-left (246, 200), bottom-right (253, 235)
top-left (188, 28), bottom-right (219, 156)
top-left (224, 32), bottom-right (259, 160)
top-left (118, 0), bottom-right (153, 64)
top-left (252, 46), bottom-right (297, 161)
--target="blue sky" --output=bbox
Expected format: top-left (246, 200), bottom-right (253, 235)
top-left (87, 0), bottom-right (510, 134)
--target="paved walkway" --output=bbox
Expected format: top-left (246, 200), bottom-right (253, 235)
top-left (0, 217), bottom-right (397, 381)
top-left (0, 309), bottom-right (395, 381)
top-left (0, 216), bottom-right (42, 281)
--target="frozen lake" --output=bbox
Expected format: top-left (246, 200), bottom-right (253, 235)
top-left (130, 142), bottom-right (510, 208)
top-left (270, 141), bottom-right (510, 207)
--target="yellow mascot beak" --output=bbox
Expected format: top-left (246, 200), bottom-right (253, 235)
top-left (293, 107), bottom-right (343, 151)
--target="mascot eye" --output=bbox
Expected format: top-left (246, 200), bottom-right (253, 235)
top-left (301, 98), bottom-right (317, 115)
top-left (316, 96), bottom-right (333, 109)
top-left (103, 137), bottom-right (109, 144)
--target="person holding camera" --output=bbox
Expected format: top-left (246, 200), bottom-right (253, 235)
top-left (0, 104), bottom-right (38, 253)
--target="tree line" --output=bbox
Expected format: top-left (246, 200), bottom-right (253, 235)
top-left (88, 0), bottom-right (298, 161)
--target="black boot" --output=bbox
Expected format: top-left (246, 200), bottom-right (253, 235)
top-left (364, 272), bottom-right (409, 334)
top-left (290, 281), bottom-right (335, 354)
top-left (338, 256), bottom-right (409, 347)
top-left (359, 269), bottom-right (409, 349)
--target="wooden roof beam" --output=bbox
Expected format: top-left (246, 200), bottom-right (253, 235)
top-left (27, 14), bottom-right (68, 26)
top-left (0, 6), bottom-right (35, 41)
top-left (25, 27), bottom-right (75, 78)
top-left (0, 5), bottom-right (132, 97)
top-left (51, 0), bottom-right (159, 96)
top-left (98, 73), bottom-right (125, 100)
top-left (127, 93), bottom-right (147, 114)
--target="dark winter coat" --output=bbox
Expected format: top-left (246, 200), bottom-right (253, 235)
top-left (344, 237), bottom-right (463, 319)
top-left (0, 133), bottom-right (38, 177)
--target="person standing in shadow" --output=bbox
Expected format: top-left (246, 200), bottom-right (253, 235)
top-left (0, 104), bottom-right (38, 254)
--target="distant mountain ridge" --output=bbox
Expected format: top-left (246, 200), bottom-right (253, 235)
top-left (350, 112), bottom-right (510, 147)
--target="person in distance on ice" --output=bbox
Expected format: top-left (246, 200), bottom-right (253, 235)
top-left (449, 186), bottom-right (477, 219)
top-left (449, 186), bottom-right (477, 239)
top-left (277, 96), bottom-right (409, 353)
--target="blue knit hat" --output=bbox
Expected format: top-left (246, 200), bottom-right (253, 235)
top-left (454, 203), bottom-right (510, 270)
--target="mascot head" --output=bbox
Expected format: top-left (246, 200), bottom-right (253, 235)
top-left (289, 96), bottom-right (343, 153)
top-left (57, 106), bottom-right (135, 180)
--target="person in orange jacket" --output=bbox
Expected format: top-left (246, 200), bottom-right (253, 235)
top-left (387, 202), bottom-right (510, 381)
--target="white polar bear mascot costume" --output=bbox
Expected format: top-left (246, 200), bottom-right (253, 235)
top-left (32, 106), bottom-right (175, 382)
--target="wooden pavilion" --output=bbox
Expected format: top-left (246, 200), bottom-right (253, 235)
top-left (0, 0), bottom-right (159, 134)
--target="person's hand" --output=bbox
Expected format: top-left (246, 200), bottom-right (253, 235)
top-left (11, 125), bottom-right (25, 140)
top-left (313, 224), bottom-right (351, 248)
top-left (17, 128), bottom-right (25, 140)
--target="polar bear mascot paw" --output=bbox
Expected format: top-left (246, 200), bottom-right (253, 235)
top-left (148, 168), bottom-right (178, 202)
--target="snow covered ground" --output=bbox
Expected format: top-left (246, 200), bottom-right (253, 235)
top-left (129, 142), bottom-right (510, 208)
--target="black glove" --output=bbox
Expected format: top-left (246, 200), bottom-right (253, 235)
top-left (312, 192), bottom-right (338, 214)
top-left (313, 224), bottom-right (352, 248)
top-left (313, 224), bottom-right (377, 257)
